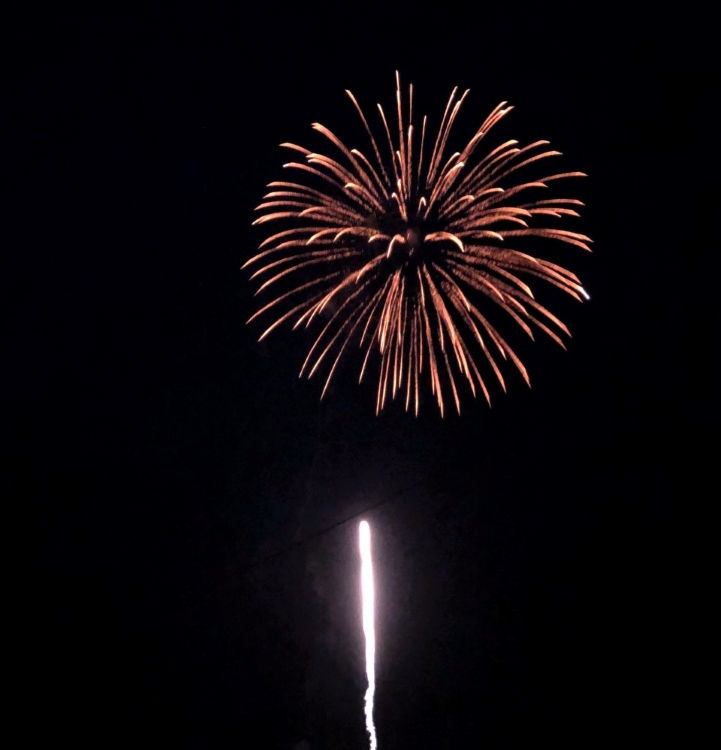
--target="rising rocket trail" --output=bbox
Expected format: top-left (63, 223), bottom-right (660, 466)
top-left (359, 520), bottom-right (378, 750)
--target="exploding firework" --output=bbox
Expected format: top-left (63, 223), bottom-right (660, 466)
top-left (359, 521), bottom-right (377, 750)
top-left (246, 73), bottom-right (591, 415)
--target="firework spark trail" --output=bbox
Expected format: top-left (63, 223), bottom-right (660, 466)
top-left (359, 521), bottom-right (377, 750)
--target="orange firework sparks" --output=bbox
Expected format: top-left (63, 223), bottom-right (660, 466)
top-left (245, 73), bottom-right (591, 415)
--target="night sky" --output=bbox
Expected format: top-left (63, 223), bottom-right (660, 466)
top-left (13, 6), bottom-right (708, 749)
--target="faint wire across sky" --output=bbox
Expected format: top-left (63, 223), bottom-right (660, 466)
top-left (239, 476), bottom-right (426, 575)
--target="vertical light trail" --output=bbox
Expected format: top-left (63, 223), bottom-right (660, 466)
top-left (359, 520), bottom-right (378, 750)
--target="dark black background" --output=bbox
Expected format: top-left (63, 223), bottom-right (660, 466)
top-left (11, 4), bottom-right (710, 748)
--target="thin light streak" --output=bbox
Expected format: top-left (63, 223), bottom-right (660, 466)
top-left (359, 520), bottom-right (377, 750)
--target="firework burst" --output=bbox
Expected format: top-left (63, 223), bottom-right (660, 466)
top-left (245, 73), bottom-right (591, 415)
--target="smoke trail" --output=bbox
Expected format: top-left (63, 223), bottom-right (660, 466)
top-left (359, 521), bottom-right (378, 750)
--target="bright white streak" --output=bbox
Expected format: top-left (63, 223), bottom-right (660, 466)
top-left (359, 520), bottom-right (378, 750)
